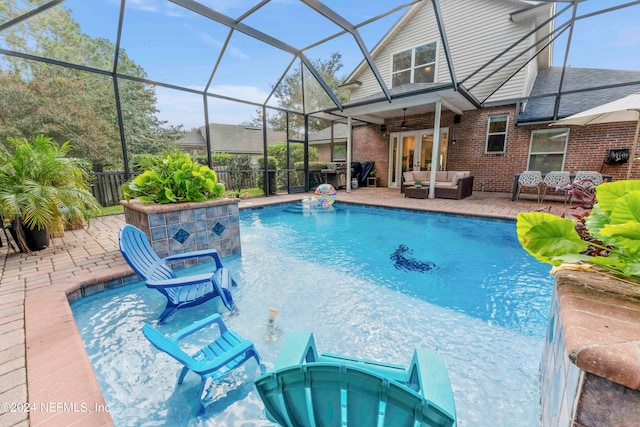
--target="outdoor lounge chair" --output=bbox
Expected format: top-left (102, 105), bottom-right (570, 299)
top-left (119, 224), bottom-right (236, 322)
top-left (142, 313), bottom-right (264, 409)
top-left (254, 332), bottom-right (457, 427)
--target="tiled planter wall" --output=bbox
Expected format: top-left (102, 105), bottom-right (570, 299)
top-left (541, 271), bottom-right (640, 426)
top-left (541, 288), bottom-right (583, 426)
top-left (121, 198), bottom-right (241, 263)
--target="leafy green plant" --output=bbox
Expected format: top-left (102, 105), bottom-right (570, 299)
top-left (0, 135), bottom-right (102, 251)
top-left (123, 152), bottom-right (225, 203)
top-left (414, 180), bottom-right (424, 187)
top-left (517, 180), bottom-right (640, 282)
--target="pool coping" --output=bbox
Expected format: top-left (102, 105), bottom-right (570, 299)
top-left (11, 189), bottom-right (636, 425)
top-left (25, 266), bottom-right (133, 426)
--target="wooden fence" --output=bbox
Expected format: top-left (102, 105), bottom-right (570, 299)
top-left (90, 172), bottom-right (128, 207)
top-left (89, 167), bottom-right (261, 207)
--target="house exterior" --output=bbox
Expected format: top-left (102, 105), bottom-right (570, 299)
top-left (332, 0), bottom-right (640, 193)
top-left (308, 123), bottom-right (349, 163)
top-left (178, 123), bottom-right (287, 162)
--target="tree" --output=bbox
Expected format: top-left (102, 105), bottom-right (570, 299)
top-left (250, 52), bottom-right (350, 133)
top-left (0, 4), bottom-right (183, 170)
top-left (227, 154), bottom-right (253, 194)
top-left (257, 142), bottom-right (319, 190)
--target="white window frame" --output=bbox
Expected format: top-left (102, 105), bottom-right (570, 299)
top-left (391, 42), bottom-right (438, 87)
top-left (527, 128), bottom-right (570, 173)
top-left (485, 114), bottom-right (509, 154)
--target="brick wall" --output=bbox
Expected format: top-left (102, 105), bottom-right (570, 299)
top-left (353, 124), bottom-right (390, 187)
top-left (351, 106), bottom-right (639, 193)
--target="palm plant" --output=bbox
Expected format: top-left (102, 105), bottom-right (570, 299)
top-left (0, 135), bottom-right (102, 252)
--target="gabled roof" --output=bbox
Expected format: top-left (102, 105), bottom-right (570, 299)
top-left (308, 123), bottom-right (349, 143)
top-left (343, 0), bottom-right (550, 86)
top-left (518, 67), bottom-right (640, 123)
top-left (343, 2), bottom-right (424, 85)
top-left (178, 129), bottom-right (206, 148)
top-left (177, 124), bottom-right (287, 154)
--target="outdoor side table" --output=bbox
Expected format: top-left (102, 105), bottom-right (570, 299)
top-left (404, 186), bottom-right (429, 199)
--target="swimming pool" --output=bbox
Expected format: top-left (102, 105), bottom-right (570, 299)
top-left (72, 202), bottom-right (553, 426)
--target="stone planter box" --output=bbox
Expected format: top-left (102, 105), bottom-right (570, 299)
top-left (541, 270), bottom-right (640, 426)
top-left (121, 198), bottom-right (241, 263)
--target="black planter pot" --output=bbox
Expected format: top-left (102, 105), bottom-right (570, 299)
top-left (9, 220), bottom-right (49, 252)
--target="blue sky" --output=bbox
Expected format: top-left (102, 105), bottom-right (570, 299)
top-left (56, 0), bottom-right (640, 129)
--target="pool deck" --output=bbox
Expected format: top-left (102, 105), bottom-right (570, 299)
top-left (0, 189), bottom-right (597, 426)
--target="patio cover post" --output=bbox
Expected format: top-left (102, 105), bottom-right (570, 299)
top-left (347, 116), bottom-right (352, 192)
top-left (428, 99), bottom-right (442, 199)
top-left (627, 116), bottom-right (640, 179)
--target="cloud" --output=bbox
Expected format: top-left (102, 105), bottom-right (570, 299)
top-left (228, 46), bottom-right (250, 61)
top-left (196, 33), bottom-right (250, 60)
top-left (198, 33), bottom-right (223, 49)
top-left (125, 0), bottom-right (161, 13)
top-left (113, 0), bottom-right (185, 17)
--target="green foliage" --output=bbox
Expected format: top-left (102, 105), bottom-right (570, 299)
top-left (517, 180), bottom-right (640, 281)
top-left (307, 162), bottom-right (328, 170)
top-left (0, 5), bottom-right (183, 170)
top-left (228, 154), bottom-right (253, 192)
top-left (0, 135), bottom-right (102, 234)
top-left (250, 53), bottom-right (349, 132)
top-left (255, 143), bottom-right (320, 191)
top-left (211, 153), bottom-right (232, 166)
top-left (123, 152), bottom-right (224, 203)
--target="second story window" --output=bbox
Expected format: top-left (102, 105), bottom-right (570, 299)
top-left (392, 42), bottom-right (437, 87)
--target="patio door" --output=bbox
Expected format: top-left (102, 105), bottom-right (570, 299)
top-left (388, 129), bottom-right (448, 187)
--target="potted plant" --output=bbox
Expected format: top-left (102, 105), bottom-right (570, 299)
top-left (121, 152), bottom-right (241, 260)
top-left (123, 151), bottom-right (225, 203)
top-left (0, 135), bottom-right (102, 252)
top-left (414, 180), bottom-right (424, 188)
top-left (516, 180), bottom-right (640, 283)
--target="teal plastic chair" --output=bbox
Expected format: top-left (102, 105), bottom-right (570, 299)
top-left (119, 224), bottom-right (236, 322)
top-left (254, 332), bottom-right (456, 427)
top-left (142, 313), bottom-right (264, 409)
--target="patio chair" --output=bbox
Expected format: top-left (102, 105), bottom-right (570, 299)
top-left (142, 313), bottom-right (264, 409)
top-left (574, 170), bottom-right (603, 187)
top-left (119, 224), bottom-right (236, 322)
top-left (254, 332), bottom-right (456, 427)
top-left (516, 171), bottom-right (543, 202)
top-left (542, 171), bottom-right (571, 203)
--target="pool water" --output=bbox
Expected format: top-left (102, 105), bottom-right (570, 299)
top-left (72, 203), bottom-right (553, 426)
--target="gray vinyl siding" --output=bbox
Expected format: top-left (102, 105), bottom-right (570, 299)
top-left (349, 0), bottom-right (544, 103)
top-left (351, 4), bottom-right (447, 100)
top-left (443, 0), bottom-right (537, 102)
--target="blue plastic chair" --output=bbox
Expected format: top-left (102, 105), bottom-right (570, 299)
top-left (142, 313), bottom-right (264, 409)
top-left (119, 224), bottom-right (236, 322)
top-left (254, 332), bottom-right (457, 427)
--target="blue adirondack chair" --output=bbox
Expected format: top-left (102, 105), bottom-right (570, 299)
top-left (254, 332), bottom-right (457, 427)
top-left (142, 313), bottom-right (264, 409)
top-left (119, 224), bottom-right (236, 322)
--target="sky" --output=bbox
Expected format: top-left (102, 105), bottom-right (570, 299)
top-left (26, 0), bottom-right (640, 130)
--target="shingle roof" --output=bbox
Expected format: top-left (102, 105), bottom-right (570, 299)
top-left (518, 67), bottom-right (640, 122)
top-left (308, 123), bottom-right (349, 143)
top-left (177, 124), bottom-right (286, 154)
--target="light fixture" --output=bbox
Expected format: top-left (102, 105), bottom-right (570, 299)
top-left (401, 108), bottom-right (408, 130)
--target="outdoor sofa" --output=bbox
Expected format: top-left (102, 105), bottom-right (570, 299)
top-left (401, 170), bottom-right (474, 200)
